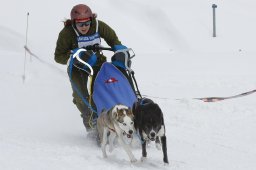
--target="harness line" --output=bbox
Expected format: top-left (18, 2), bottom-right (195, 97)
top-left (194, 89), bottom-right (256, 102)
top-left (88, 76), bottom-right (96, 129)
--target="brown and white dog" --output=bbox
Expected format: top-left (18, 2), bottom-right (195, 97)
top-left (97, 104), bottom-right (137, 162)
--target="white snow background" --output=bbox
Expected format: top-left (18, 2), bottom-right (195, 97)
top-left (1, 0), bottom-right (256, 170)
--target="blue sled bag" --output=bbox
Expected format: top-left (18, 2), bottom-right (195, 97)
top-left (93, 63), bottom-right (137, 116)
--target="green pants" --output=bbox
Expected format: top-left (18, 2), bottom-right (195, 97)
top-left (67, 65), bottom-right (100, 131)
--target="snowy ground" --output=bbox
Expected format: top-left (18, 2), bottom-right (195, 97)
top-left (1, 0), bottom-right (256, 170)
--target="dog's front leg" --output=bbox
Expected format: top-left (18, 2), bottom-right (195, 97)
top-left (139, 129), bottom-right (147, 162)
top-left (101, 127), bottom-right (109, 158)
top-left (141, 139), bottom-right (147, 162)
top-left (161, 135), bottom-right (169, 164)
top-left (155, 136), bottom-right (161, 150)
top-left (108, 132), bottom-right (116, 153)
top-left (117, 137), bottom-right (137, 163)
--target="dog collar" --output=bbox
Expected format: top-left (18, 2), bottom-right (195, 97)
top-left (139, 98), bottom-right (153, 105)
top-left (108, 127), bottom-right (116, 132)
top-left (140, 98), bottom-right (147, 105)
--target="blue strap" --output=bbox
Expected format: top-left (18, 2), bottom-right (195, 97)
top-left (112, 60), bottom-right (126, 69)
top-left (68, 55), bottom-right (97, 114)
top-left (140, 98), bottom-right (147, 105)
top-left (113, 45), bottom-right (127, 51)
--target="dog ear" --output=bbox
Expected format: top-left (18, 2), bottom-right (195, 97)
top-left (110, 107), bottom-right (118, 119)
top-left (132, 102), bottom-right (137, 113)
top-left (112, 110), bottom-right (118, 119)
top-left (127, 107), bottom-right (134, 117)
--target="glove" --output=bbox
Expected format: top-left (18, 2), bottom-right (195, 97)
top-left (86, 53), bottom-right (97, 67)
top-left (111, 50), bottom-right (133, 70)
top-left (112, 45), bottom-right (127, 52)
top-left (111, 52), bottom-right (126, 69)
top-left (70, 48), bottom-right (81, 55)
top-left (71, 48), bottom-right (97, 68)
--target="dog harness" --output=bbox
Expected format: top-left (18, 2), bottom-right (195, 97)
top-left (104, 117), bottom-right (116, 133)
top-left (139, 98), bottom-right (153, 105)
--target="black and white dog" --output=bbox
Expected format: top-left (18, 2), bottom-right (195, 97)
top-left (133, 98), bottom-right (169, 164)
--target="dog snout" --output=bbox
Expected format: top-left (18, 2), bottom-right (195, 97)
top-left (150, 132), bottom-right (156, 138)
top-left (128, 130), bottom-right (133, 135)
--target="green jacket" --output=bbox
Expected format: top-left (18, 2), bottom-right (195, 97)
top-left (54, 18), bottom-right (122, 65)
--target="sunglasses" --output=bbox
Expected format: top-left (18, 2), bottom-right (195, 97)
top-left (76, 20), bottom-right (91, 27)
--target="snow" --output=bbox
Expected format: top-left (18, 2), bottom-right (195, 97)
top-left (1, 0), bottom-right (256, 169)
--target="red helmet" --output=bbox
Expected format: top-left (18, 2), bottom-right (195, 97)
top-left (70, 4), bottom-right (93, 22)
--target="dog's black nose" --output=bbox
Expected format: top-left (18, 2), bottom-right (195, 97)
top-left (150, 132), bottom-right (156, 137)
top-left (128, 130), bottom-right (133, 134)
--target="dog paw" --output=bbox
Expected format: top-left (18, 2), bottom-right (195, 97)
top-left (108, 146), bottom-right (114, 153)
top-left (130, 157), bottom-right (137, 163)
top-left (156, 143), bottom-right (161, 150)
top-left (103, 153), bottom-right (108, 158)
top-left (140, 156), bottom-right (147, 162)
